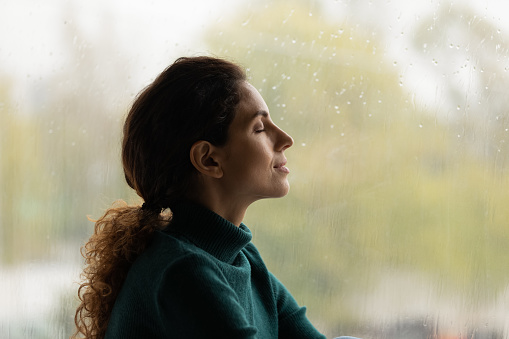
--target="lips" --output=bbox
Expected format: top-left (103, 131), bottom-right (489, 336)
top-left (274, 160), bottom-right (290, 173)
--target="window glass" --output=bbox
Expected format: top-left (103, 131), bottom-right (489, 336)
top-left (1, 0), bottom-right (508, 337)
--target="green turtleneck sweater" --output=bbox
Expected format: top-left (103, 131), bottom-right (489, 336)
top-left (105, 203), bottom-right (326, 339)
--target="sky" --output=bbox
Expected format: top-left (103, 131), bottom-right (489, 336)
top-left (1, 0), bottom-right (508, 112)
top-left (0, 0), bottom-right (241, 78)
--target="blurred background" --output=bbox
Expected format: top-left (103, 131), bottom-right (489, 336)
top-left (1, 0), bottom-right (509, 338)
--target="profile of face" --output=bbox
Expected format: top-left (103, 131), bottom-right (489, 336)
top-left (216, 81), bottom-right (294, 206)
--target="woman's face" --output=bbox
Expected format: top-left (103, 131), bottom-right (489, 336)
top-left (217, 81), bottom-right (294, 206)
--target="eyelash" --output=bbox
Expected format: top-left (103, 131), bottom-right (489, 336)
top-left (255, 129), bottom-right (266, 133)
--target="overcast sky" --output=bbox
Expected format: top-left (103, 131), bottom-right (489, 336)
top-left (1, 0), bottom-right (508, 111)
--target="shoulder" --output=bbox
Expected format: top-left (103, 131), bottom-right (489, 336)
top-left (127, 229), bottom-right (222, 288)
top-left (142, 228), bottom-right (212, 261)
top-left (109, 232), bottom-right (258, 338)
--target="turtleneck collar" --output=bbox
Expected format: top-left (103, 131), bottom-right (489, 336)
top-left (163, 202), bottom-right (253, 264)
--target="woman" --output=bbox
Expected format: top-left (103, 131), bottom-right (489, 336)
top-left (73, 56), bottom-right (347, 338)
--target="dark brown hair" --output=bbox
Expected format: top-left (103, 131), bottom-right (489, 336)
top-left (73, 56), bottom-right (246, 339)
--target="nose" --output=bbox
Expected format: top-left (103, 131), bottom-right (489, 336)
top-left (277, 126), bottom-right (294, 151)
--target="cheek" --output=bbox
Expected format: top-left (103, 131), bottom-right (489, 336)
top-left (225, 139), bottom-right (273, 179)
top-left (248, 148), bottom-right (272, 172)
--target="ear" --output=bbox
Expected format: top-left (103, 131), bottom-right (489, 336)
top-left (189, 141), bottom-right (224, 179)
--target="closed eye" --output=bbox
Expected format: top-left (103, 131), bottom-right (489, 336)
top-left (255, 129), bottom-right (266, 133)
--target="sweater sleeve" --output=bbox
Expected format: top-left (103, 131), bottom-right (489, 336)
top-left (156, 254), bottom-right (258, 339)
top-left (269, 272), bottom-right (327, 339)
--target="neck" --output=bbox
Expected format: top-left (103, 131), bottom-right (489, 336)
top-left (203, 202), bottom-right (247, 227)
top-left (189, 186), bottom-right (250, 227)
top-left (188, 198), bottom-right (247, 227)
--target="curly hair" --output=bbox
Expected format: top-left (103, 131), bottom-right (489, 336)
top-left (72, 56), bottom-right (246, 339)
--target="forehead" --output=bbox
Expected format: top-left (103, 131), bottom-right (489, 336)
top-left (235, 82), bottom-right (269, 121)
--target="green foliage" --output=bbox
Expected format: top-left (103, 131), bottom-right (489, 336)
top-left (0, 26), bottom-right (136, 264)
top-left (205, 0), bottom-right (509, 332)
top-left (0, 85), bottom-right (54, 264)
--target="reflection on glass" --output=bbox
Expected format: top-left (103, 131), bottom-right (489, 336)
top-left (1, 0), bottom-right (508, 338)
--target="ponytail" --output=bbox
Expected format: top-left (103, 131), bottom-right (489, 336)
top-left (72, 200), bottom-right (169, 339)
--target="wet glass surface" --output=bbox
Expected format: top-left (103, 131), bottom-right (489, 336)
top-left (1, 0), bottom-right (509, 338)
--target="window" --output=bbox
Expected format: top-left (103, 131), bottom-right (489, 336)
top-left (1, 0), bottom-right (508, 337)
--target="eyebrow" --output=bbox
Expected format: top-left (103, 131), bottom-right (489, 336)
top-left (253, 110), bottom-right (269, 119)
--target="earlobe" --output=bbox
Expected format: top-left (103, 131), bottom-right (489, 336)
top-left (189, 141), bottom-right (224, 179)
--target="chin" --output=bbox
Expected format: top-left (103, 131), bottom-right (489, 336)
top-left (255, 188), bottom-right (290, 202)
top-left (272, 183), bottom-right (291, 198)
top-left (254, 181), bottom-right (291, 200)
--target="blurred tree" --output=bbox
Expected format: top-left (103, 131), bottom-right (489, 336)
top-left (414, 4), bottom-right (509, 162)
top-left (0, 79), bottom-right (55, 264)
top-left (205, 0), bottom-right (509, 334)
top-left (0, 6), bottom-right (137, 264)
